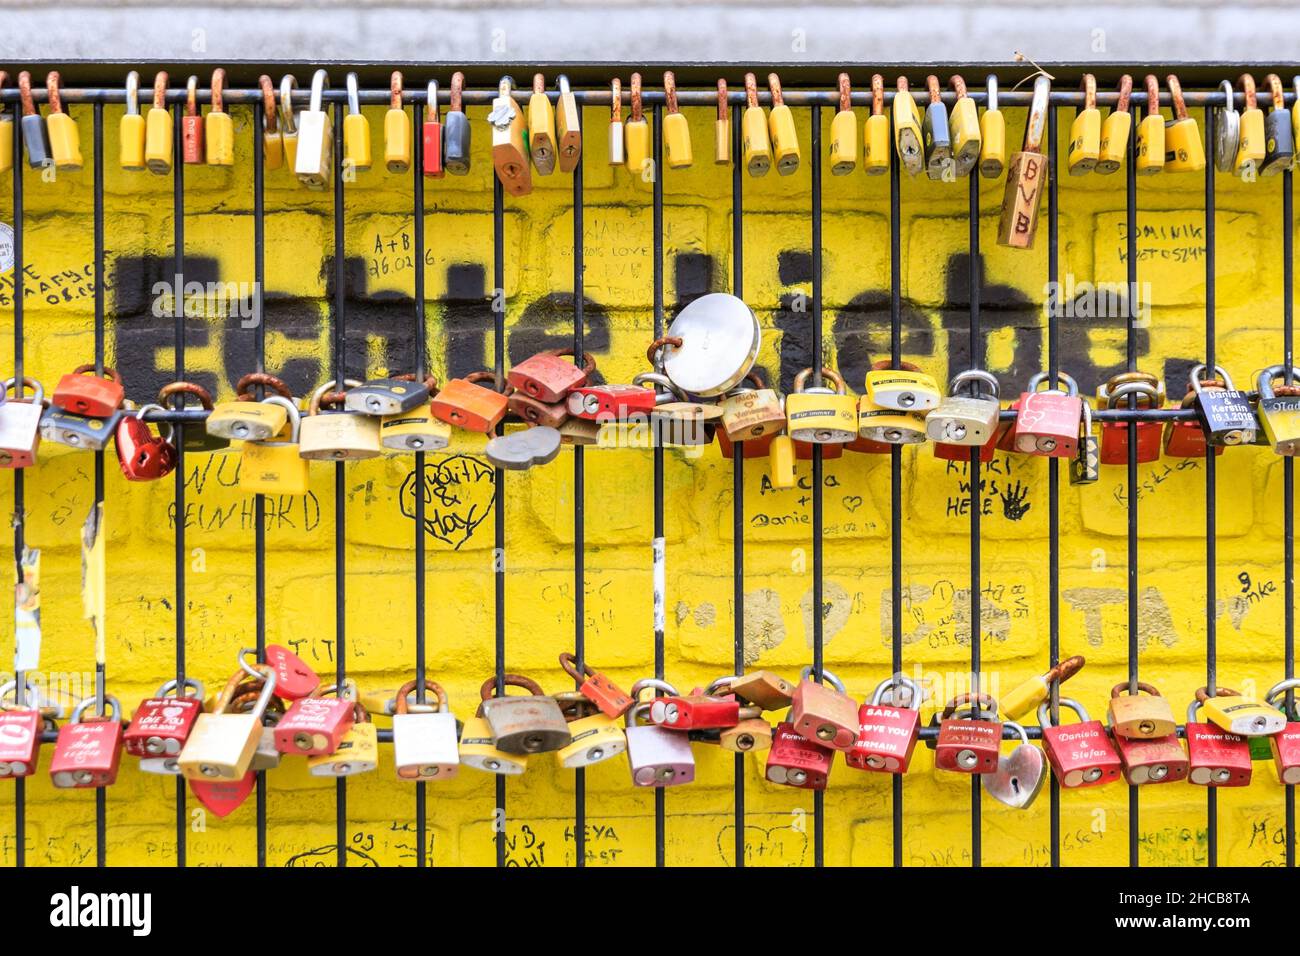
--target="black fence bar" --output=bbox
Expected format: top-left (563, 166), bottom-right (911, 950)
top-left (810, 104), bottom-right (825, 867)
top-left (492, 171), bottom-right (506, 870)
top-left (1285, 158), bottom-right (1296, 868)
top-left (169, 91), bottom-right (188, 869)
top-left (330, 100), bottom-right (348, 867)
top-left (251, 101), bottom-right (269, 869)
top-left (1203, 105), bottom-right (1219, 869)
top-left (730, 99), bottom-right (745, 870)
top-left (411, 96), bottom-right (429, 866)
top-left (572, 103), bottom-right (586, 870)
top-left (92, 100), bottom-right (107, 868)
top-left (10, 63), bottom-right (25, 872)
top-left (888, 94), bottom-right (905, 868)
top-left (1046, 102), bottom-right (1061, 868)
top-left (966, 132), bottom-right (981, 869)
top-left (651, 100), bottom-right (666, 869)
top-left (1125, 72), bottom-right (1141, 870)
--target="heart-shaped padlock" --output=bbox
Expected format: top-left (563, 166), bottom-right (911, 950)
top-left (190, 770), bottom-right (256, 818)
top-left (981, 720), bottom-right (1046, 809)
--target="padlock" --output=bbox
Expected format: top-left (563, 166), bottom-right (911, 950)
top-left (559, 417), bottom-right (600, 446)
top-left (1256, 365), bottom-right (1300, 454)
top-left (213, 685), bottom-right (282, 777)
top-left (622, 71), bottom-right (652, 178)
top-left (124, 678), bottom-right (205, 758)
top-left (1095, 74), bottom-right (1133, 174)
top-left (560, 651), bottom-right (633, 718)
top-left (459, 708), bottom-right (528, 776)
top-left (53, 364), bottom-right (125, 418)
top-left (656, 292), bottom-right (760, 398)
top-left (720, 718), bottom-right (773, 753)
top-left (211, 372), bottom-right (294, 442)
top-left (490, 75), bottom-right (531, 196)
top-left (982, 720), bottom-right (1047, 809)
top-left (480, 674), bottom-right (571, 754)
top-left (1207, 79), bottom-right (1238, 174)
top-left (787, 367), bottom-right (857, 444)
top-left (892, 76), bottom-right (924, 175)
top-left (625, 691), bottom-right (695, 787)
top-left (278, 75), bottom-right (299, 172)
top-left (978, 74), bottom-right (1006, 179)
top-left (656, 70), bottom-right (692, 170)
top-left (239, 396), bottom-right (310, 495)
top-left (1264, 679), bottom-right (1300, 785)
top-left (485, 424), bottom-right (563, 468)
top-left (1294, 77), bottom-right (1300, 166)
top-left (790, 666), bottom-right (857, 751)
top-left (527, 72), bottom-right (556, 175)
top-left (724, 670), bottom-right (795, 711)
top-left (178, 663), bottom-right (276, 780)
top-left (765, 715), bottom-right (833, 790)
top-left (275, 681), bottom-right (357, 756)
top-left (1190, 363), bottom-right (1255, 446)
top-left (1037, 698), bottom-right (1122, 789)
top-left (444, 72), bottom-right (471, 175)
top-left (298, 380), bottom-right (383, 460)
top-left (376, 71), bottom-right (410, 175)
top-left (295, 69), bottom-right (333, 189)
top-left (1099, 376), bottom-right (1164, 465)
top-left (948, 74), bottom-right (981, 178)
top-left (741, 72), bottom-right (772, 177)
top-left (1163, 74), bottom-right (1205, 173)
top-left (650, 687), bottom-right (757, 731)
top-left (863, 74), bottom-right (891, 175)
top-left (181, 74), bottom-right (205, 165)
top-left (568, 383), bottom-right (658, 422)
top-left (339, 71), bottom-right (372, 174)
top-left (157, 381), bottom-right (228, 452)
top-left (933, 692), bottom-right (1002, 774)
top-left (714, 78), bottom-right (730, 166)
top-left (258, 74), bottom-right (283, 172)
top-left (39, 406), bottom-right (122, 451)
top-left (554, 692), bottom-right (626, 769)
top-left (204, 68), bottom-right (234, 166)
top-left (0, 72), bottom-right (11, 177)
top-left (1069, 402), bottom-right (1100, 485)
top-left (1234, 74), bottom-right (1266, 177)
top-left (508, 349), bottom-right (591, 403)
top-left (114, 404), bottom-right (178, 481)
top-left (44, 72), bottom-right (82, 171)
top-left (720, 372), bottom-right (786, 443)
top-left (766, 73), bottom-right (800, 174)
top-left (1107, 681), bottom-right (1177, 741)
top-left (345, 375), bottom-right (432, 417)
top-left (16, 72), bottom-right (50, 170)
top-left (608, 78), bottom-right (626, 166)
top-left (50, 697), bottom-right (124, 789)
top-left (1134, 75), bottom-right (1164, 175)
top-left (508, 392), bottom-right (566, 428)
top-left (0, 680), bottom-right (52, 778)
top-left (119, 71), bottom-right (146, 171)
top-left (308, 699), bottom-right (378, 777)
top-left (382, 401), bottom-right (452, 452)
top-left (847, 675), bottom-right (921, 773)
top-left (997, 74), bottom-right (1050, 248)
top-left (1165, 380), bottom-right (1223, 458)
top-left (422, 79), bottom-right (444, 178)
top-left (1196, 685), bottom-right (1286, 737)
top-left (927, 369), bottom-right (1000, 453)
top-left (1000, 655), bottom-right (1086, 720)
top-left (431, 372), bottom-right (509, 433)
top-left (1186, 698), bottom-right (1252, 787)
top-left (1260, 73), bottom-right (1295, 177)
top-left (555, 74), bottom-right (581, 173)
top-left (0, 377), bottom-right (45, 468)
top-left (864, 362), bottom-right (940, 412)
top-left (1068, 73), bottom-right (1100, 175)
top-left (922, 74), bottom-right (952, 181)
top-left (261, 643), bottom-right (319, 700)
top-left (1013, 370), bottom-right (1082, 457)
top-left (1109, 711), bottom-right (1188, 786)
top-left (768, 433), bottom-right (796, 487)
top-left (829, 72), bottom-right (857, 175)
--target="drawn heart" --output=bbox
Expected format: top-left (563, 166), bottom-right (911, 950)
top-left (161, 706), bottom-right (185, 719)
top-left (399, 453), bottom-right (496, 550)
top-left (190, 771), bottom-right (255, 818)
top-left (982, 743), bottom-right (1046, 809)
top-left (842, 495), bottom-right (863, 513)
top-left (485, 426), bottom-right (563, 471)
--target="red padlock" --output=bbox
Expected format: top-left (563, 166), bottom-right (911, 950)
top-left (114, 404), bottom-right (178, 481)
top-left (264, 644), bottom-right (321, 701)
top-left (1110, 724), bottom-right (1189, 785)
top-left (799, 438), bottom-right (846, 459)
top-left (1185, 698), bottom-right (1252, 787)
top-left (559, 652), bottom-right (632, 719)
top-left (0, 680), bottom-right (52, 778)
top-left (1164, 382), bottom-right (1224, 457)
top-left (1099, 379), bottom-right (1164, 465)
top-left (429, 372), bottom-right (509, 433)
top-left (123, 677), bottom-right (205, 759)
top-left (507, 349), bottom-right (592, 404)
top-left (791, 667), bottom-right (858, 751)
top-left (1037, 698), bottom-right (1123, 788)
top-left (847, 675), bottom-right (921, 773)
top-left (53, 364), bottom-right (125, 418)
top-left (50, 696), bottom-right (125, 789)
top-left (182, 75), bottom-right (205, 164)
top-left (1265, 679), bottom-right (1300, 785)
top-left (934, 693), bottom-right (1002, 774)
top-left (764, 720), bottom-right (833, 790)
top-left (717, 429), bottom-right (777, 458)
top-left (422, 79), bottom-right (444, 178)
top-left (508, 392), bottom-right (568, 427)
top-left (275, 683), bottom-right (356, 755)
top-left (934, 434), bottom-right (997, 462)
top-left (567, 383), bottom-right (658, 421)
top-left (1012, 370), bottom-right (1082, 458)
top-left (650, 681), bottom-right (755, 731)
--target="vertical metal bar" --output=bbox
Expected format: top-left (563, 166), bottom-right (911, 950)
top-left (1203, 106), bottom-right (1218, 869)
top-left (571, 102), bottom-right (586, 870)
top-left (93, 100), bottom-right (107, 868)
top-left (11, 78), bottom-right (25, 871)
top-left (252, 99), bottom-right (268, 869)
top-left (1282, 160), bottom-right (1294, 868)
top-left (412, 96), bottom-right (428, 866)
top-left (889, 101), bottom-right (904, 866)
top-left (731, 99), bottom-right (745, 870)
top-left (652, 100), bottom-right (666, 869)
top-left (170, 92), bottom-right (188, 870)
top-left (493, 172), bottom-right (506, 870)
top-left (1125, 89), bottom-right (1141, 869)
top-left (967, 158), bottom-right (981, 869)
top-left (810, 104), bottom-right (825, 867)
top-left (331, 100), bottom-right (347, 868)
top-left (1046, 103), bottom-right (1061, 869)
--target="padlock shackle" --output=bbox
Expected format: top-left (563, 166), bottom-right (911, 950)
top-left (345, 72), bottom-right (361, 115)
top-left (389, 71), bottom-right (404, 112)
top-left (1022, 74), bottom-right (1050, 152)
top-left (1110, 680), bottom-right (1163, 700)
top-left (1237, 73), bottom-right (1258, 111)
top-left (159, 380), bottom-right (214, 410)
top-left (554, 691), bottom-right (598, 723)
top-left (629, 677), bottom-right (680, 701)
top-left (449, 72), bottom-right (465, 114)
top-left (870, 75), bottom-right (885, 117)
top-left (799, 665), bottom-right (846, 694)
top-left (17, 71), bottom-right (37, 117)
top-left (949, 368), bottom-right (999, 400)
top-left (1003, 719), bottom-right (1031, 747)
top-left (625, 700), bottom-right (655, 729)
top-left (1037, 696), bottom-right (1089, 728)
top-left (663, 70), bottom-right (681, 115)
top-left (72, 695), bottom-right (122, 724)
top-left (3, 376), bottom-right (44, 405)
top-left (426, 80), bottom-right (439, 123)
top-left (235, 371), bottom-right (293, 401)
top-left (1026, 369), bottom-right (1078, 396)
top-left (632, 371), bottom-right (688, 403)
top-left (1265, 678), bottom-right (1300, 721)
top-left (45, 71), bottom-right (65, 115)
top-left (1110, 74), bottom-right (1133, 115)
top-left (1140, 75), bottom-right (1160, 118)
top-left (396, 678), bottom-right (447, 714)
top-left (156, 676), bottom-right (205, 700)
top-left (743, 72), bottom-right (760, 110)
top-left (608, 77), bottom-right (623, 123)
top-left (1165, 74), bottom-right (1190, 121)
top-left (984, 74), bottom-right (998, 113)
top-left (309, 69), bottom-right (330, 113)
top-left (941, 692), bottom-right (998, 720)
top-left (464, 370), bottom-right (506, 393)
top-left (0, 676), bottom-right (41, 709)
top-left (72, 363), bottom-right (120, 383)
top-left (479, 674), bottom-right (546, 702)
top-left (1256, 364), bottom-right (1300, 398)
top-left (255, 394), bottom-right (301, 442)
top-left (714, 78), bottom-right (726, 122)
top-left (258, 75), bottom-right (278, 133)
top-left (767, 72), bottom-right (785, 108)
top-left (924, 74), bottom-right (942, 105)
top-left (870, 674), bottom-right (919, 708)
top-left (279, 74), bottom-right (299, 135)
top-left (1079, 73), bottom-right (1096, 111)
top-left (543, 347), bottom-right (597, 377)
top-left (318, 678), bottom-right (359, 701)
top-left (124, 70), bottom-right (140, 115)
top-left (792, 366), bottom-right (845, 394)
top-left (558, 651), bottom-right (596, 683)
top-left (1106, 381), bottom-right (1160, 410)
top-left (629, 72), bottom-right (644, 123)
top-left (307, 378), bottom-right (364, 415)
top-left (834, 73), bottom-right (851, 113)
top-left (1195, 685), bottom-right (1241, 703)
top-left (948, 74), bottom-right (968, 101)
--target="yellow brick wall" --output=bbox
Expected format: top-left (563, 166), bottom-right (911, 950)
top-left (0, 97), bottom-right (1295, 867)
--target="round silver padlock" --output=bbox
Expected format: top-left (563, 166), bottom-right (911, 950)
top-left (659, 293), bottom-right (761, 397)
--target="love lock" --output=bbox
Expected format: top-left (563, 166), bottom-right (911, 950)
top-left (981, 721), bottom-right (1045, 809)
top-left (485, 425), bottom-right (562, 470)
top-left (654, 293), bottom-right (761, 398)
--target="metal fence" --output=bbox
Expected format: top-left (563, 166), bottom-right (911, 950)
top-left (1, 64), bottom-right (1295, 868)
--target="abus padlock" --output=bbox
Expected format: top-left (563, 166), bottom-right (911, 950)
top-left (490, 75), bottom-right (531, 196)
top-left (205, 69), bottom-right (234, 166)
top-left (181, 75), bottom-right (204, 164)
top-left (459, 706), bottom-right (528, 776)
top-left (927, 369), bottom-right (1000, 455)
top-left (480, 674), bottom-right (571, 754)
top-left (276, 681), bottom-right (357, 756)
top-left (1013, 370), bottom-right (1082, 457)
top-left (210, 373), bottom-right (292, 440)
top-left (608, 78), bottom-right (626, 166)
top-left (934, 693), bottom-right (1001, 774)
top-left (1234, 73), bottom-right (1266, 176)
top-left (239, 396), bottom-right (310, 495)
top-left (50, 697), bottom-right (124, 789)
top-left (1110, 716), bottom-right (1188, 786)
top-left (1037, 698), bottom-right (1122, 789)
top-left (159, 381), bottom-right (229, 453)
top-left (865, 362), bottom-right (940, 412)
top-left (765, 716), bottom-right (832, 790)
top-left (847, 675), bottom-right (921, 773)
top-left (767, 73), bottom-right (799, 174)
top-left (342, 72), bottom-right (371, 173)
top-left (626, 695), bottom-right (695, 788)
top-left (555, 692), bottom-right (626, 769)
top-left (893, 76), bottom-right (924, 175)
top-left (663, 71), bottom-right (692, 169)
top-left (1256, 365), bottom-right (1300, 454)
top-left (115, 404), bottom-right (178, 481)
top-left (178, 665), bottom-right (277, 780)
top-left (508, 349), bottom-right (591, 403)
top-left (392, 679), bottom-right (460, 779)
top-left (54, 364), bottom-right (124, 418)
top-left (945, 74), bottom-right (981, 178)
top-left (1107, 681), bottom-right (1177, 739)
top-left (1196, 685), bottom-right (1286, 737)
top-left (384, 71), bottom-right (411, 174)
top-left (124, 678), bottom-right (204, 759)
top-left (279, 75), bottom-right (299, 172)
top-left (259, 74), bottom-right (284, 172)
top-left (16, 72), bottom-right (50, 170)
top-left (982, 721), bottom-right (1047, 809)
top-left (556, 75), bottom-right (581, 173)
top-left (1164, 74), bottom-right (1206, 173)
top-left (527, 72), bottom-right (556, 175)
top-left (1165, 381), bottom-right (1222, 458)
top-left (119, 71), bottom-right (146, 171)
top-left (1264, 679), bottom-right (1300, 785)
top-left (345, 375), bottom-right (431, 417)
top-left (299, 380), bottom-right (383, 461)
top-left (45, 72), bottom-right (82, 171)
top-left (1186, 698), bottom-right (1252, 787)
top-left (560, 652), bottom-right (633, 719)
top-left (0, 377), bottom-right (45, 468)
top-left (998, 74), bottom-right (1050, 248)
top-left (308, 699), bottom-right (378, 777)
top-left (0, 680), bottom-right (51, 778)
top-left (430, 372), bottom-right (509, 433)
top-left (568, 383), bottom-right (658, 421)
top-left (787, 368), bottom-right (857, 444)
top-left (713, 79), bottom-right (729, 166)
top-left (1190, 364), bottom-right (1255, 446)
top-left (39, 405), bottom-right (122, 451)
top-left (829, 73), bottom-right (857, 175)
top-left (1068, 73), bottom-right (1100, 175)
top-left (444, 72), bottom-right (471, 175)
top-left (1100, 378), bottom-right (1164, 465)
top-left (791, 666), bottom-right (858, 751)
top-left (382, 402), bottom-right (451, 452)
top-left (657, 292), bottom-right (761, 398)
top-left (295, 69), bottom-right (333, 189)
top-left (1096, 75), bottom-right (1133, 174)
top-left (1134, 75), bottom-right (1164, 175)
top-left (922, 74), bottom-right (952, 180)
top-left (978, 74), bottom-right (1005, 179)
top-left (863, 74), bottom-right (890, 175)
top-left (741, 72), bottom-right (772, 176)
top-left (422, 79), bottom-right (444, 178)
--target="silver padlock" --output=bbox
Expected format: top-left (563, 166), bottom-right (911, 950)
top-left (294, 69), bottom-right (333, 189)
top-left (926, 369), bottom-right (1001, 446)
top-left (0, 377), bottom-right (45, 468)
top-left (624, 679), bottom-right (695, 788)
top-left (656, 293), bottom-right (762, 397)
top-left (981, 720), bottom-right (1046, 809)
top-left (392, 679), bottom-right (460, 781)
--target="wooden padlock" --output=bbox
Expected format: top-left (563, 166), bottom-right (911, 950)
top-left (997, 74), bottom-right (1050, 249)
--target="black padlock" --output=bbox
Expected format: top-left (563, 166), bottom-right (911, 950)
top-left (443, 71), bottom-right (471, 175)
top-left (39, 406), bottom-right (123, 451)
top-left (1260, 73), bottom-right (1295, 178)
top-left (1190, 364), bottom-right (1256, 446)
top-left (343, 377), bottom-right (431, 416)
top-left (17, 71), bottom-right (50, 170)
top-left (922, 74), bottom-right (952, 181)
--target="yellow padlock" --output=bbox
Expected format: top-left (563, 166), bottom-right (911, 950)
top-left (1163, 73), bottom-right (1205, 173)
top-left (767, 72), bottom-right (799, 175)
top-left (741, 72), bottom-right (772, 177)
top-left (343, 71), bottom-right (371, 173)
top-left (624, 72), bottom-right (651, 178)
top-left (1234, 73), bottom-right (1265, 177)
top-left (893, 76), bottom-right (924, 175)
top-left (45, 71), bottom-right (82, 171)
top-left (1095, 74), bottom-right (1132, 175)
top-left (948, 75), bottom-right (981, 177)
top-left (978, 73), bottom-right (1005, 178)
top-left (1293, 77), bottom-right (1300, 163)
top-left (555, 75), bottom-right (581, 172)
top-left (714, 78), bottom-right (731, 165)
top-left (0, 72), bottom-right (12, 177)
top-left (1134, 74), bottom-right (1164, 175)
top-left (863, 73), bottom-right (890, 175)
top-left (786, 367), bottom-right (857, 444)
top-left (768, 433), bottom-right (796, 489)
top-left (259, 74), bottom-right (284, 172)
top-left (490, 75), bottom-right (532, 195)
top-left (663, 70), bottom-right (693, 169)
top-left (279, 74), bottom-right (299, 172)
top-left (118, 71), bottom-right (146, 171)
top-left (1068, 73), bottom-right (1100, 175)
top-left (829, 72), bottom-right (857, 175)
top-left (384, 70), bottom-right (411, 174)
top-left (528, 72), bottom-right (556, 175)
top-left (204, 68), bottom-right (234, 167)
top-left (143, 71), bottom-right (172, 174)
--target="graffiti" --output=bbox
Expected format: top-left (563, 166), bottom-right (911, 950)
top-left (398, 454), bottom-right (495, 549)
top-left (999, 480), bottom-right (1032, 520)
